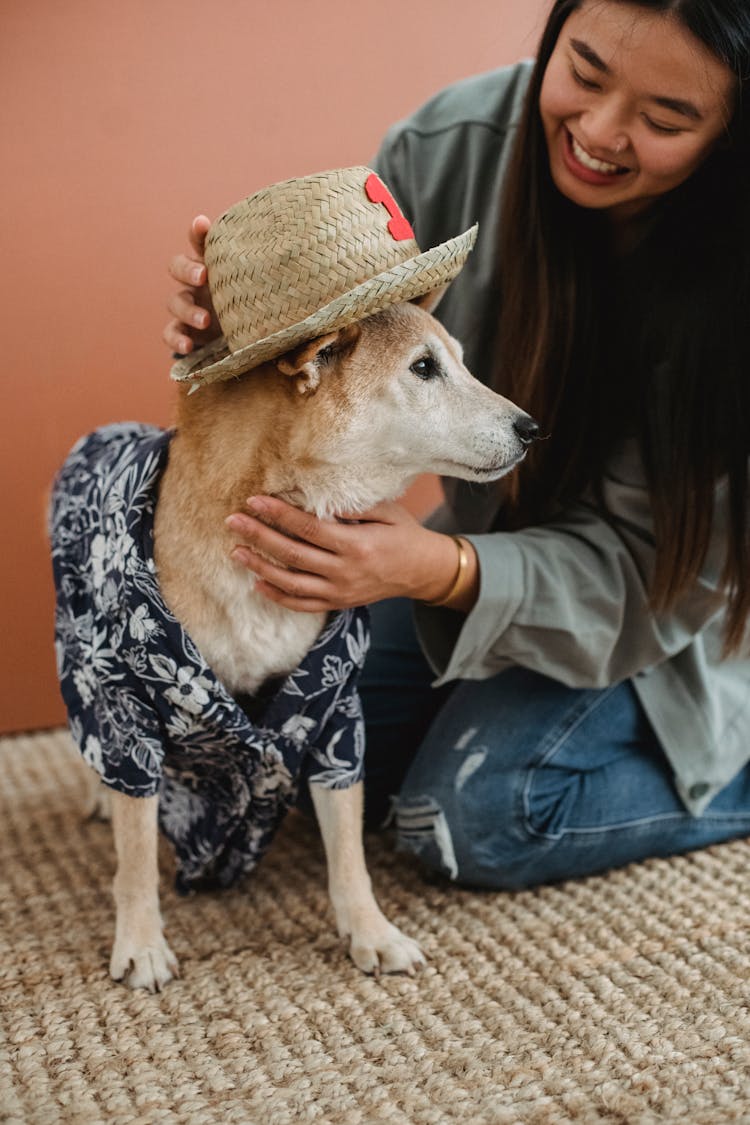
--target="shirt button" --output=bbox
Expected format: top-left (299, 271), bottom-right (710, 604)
top-left (689, 782), bottom-right (711, 800)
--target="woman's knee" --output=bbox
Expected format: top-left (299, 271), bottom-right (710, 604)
top-left (390, 671), bottom-right (658, 889)
top-left (394, 784), bottom-right (556, 891)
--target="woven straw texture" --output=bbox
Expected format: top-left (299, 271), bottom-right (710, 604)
top-left (2, 728), bottom-right (750, 1124)
top-left (207, 168), bottom-right (428, 348)
top-left (170, 167), bottom-right (477, 387)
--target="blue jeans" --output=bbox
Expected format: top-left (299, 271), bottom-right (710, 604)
top-left (359, 598), bottom-right (750, 889)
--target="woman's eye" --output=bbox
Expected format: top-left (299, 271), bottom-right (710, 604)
top-left (571, 65), bottom-right (600, 91)
top-left (643, 116), bottom-right (683, 136)
top-left (410, 356), bottom-right (440, 380)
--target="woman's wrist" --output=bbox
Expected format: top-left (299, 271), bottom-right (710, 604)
top-left (420, 533), bottom-right (479, 612)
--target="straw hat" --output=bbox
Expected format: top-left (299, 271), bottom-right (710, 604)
top-left (170, 166), bottom-right (477, 389)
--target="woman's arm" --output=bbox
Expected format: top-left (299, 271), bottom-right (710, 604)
top-left (418, 444), bottom-right (735, 690)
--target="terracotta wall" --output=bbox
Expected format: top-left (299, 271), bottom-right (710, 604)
top-left (1, 0), bottom-right (549, 734)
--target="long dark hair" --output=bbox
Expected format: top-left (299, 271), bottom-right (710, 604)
top-left (499, 0), bottom-right (750, 653)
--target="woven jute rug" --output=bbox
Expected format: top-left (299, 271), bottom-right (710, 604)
top-left (2, 729), bottom-right (750, 1124)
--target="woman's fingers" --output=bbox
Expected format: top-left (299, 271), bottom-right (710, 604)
top-left (167, 289), bottom-right (212, 329)
top-left (169, 252), bottom-right (207, 288)
top-left (244, 498), bottom-right (345, 551)
top-left (163, 302), bottom-right (216, 353)
top-left (254, 585), bottom-right (333, 613)
top-left (164, 216), bottom-right (217, 355)
top-left (226, 512), bottom-right (337, 574)
top-left (163, 319), bottom-right (195, 354)
top-left (231, 545), bottom-right (334, 610)
top-left (188, 214), bottom-right (211, 256)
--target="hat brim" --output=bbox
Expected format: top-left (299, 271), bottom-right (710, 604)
top-left (171, 224), bottom-right (478, 389)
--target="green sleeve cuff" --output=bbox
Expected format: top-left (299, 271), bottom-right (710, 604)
top-left (413, 533), bottom-right (525, 685)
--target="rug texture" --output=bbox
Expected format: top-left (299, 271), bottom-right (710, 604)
top-left (1, 728), bottom-right (750, 1124)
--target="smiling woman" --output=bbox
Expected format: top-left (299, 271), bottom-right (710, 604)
top-left (166, 0), bottom-right (750, 892)
top-left (539, 3), bottom-right (735, 220)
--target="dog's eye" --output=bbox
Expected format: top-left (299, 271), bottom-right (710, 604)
top-left (410, 355), bottom-right (440, 380)
top-left (316, 345), bottom-right (336, 364)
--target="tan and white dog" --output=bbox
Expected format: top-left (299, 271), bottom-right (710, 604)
top-left (54, 168), bottom-right (538, 991)
top-left (102, 294), bottom-right (537, 990)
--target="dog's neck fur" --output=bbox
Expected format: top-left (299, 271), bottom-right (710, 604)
top-left (152, 365), bottom-right (374, 695)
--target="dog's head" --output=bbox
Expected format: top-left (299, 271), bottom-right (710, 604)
top-left (262, 295), bottom-right (539, 514)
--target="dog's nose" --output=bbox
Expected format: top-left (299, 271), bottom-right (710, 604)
top-left (513, 414), bottom-right (540, 446)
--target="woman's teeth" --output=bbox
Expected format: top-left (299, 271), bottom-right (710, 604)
top-left (571, 134), bottom-right (624, 175)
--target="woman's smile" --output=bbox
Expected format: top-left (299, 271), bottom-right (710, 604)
top-left (563, 127), bottom-right (630, 183)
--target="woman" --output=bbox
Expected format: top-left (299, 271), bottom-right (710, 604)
top-left (164, 0), bottom-right (750, 889)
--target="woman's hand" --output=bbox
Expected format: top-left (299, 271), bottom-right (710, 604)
top-left (225, 496), bottom-right (476, 612)
top-left (163, 215), bottom-right (221, 355)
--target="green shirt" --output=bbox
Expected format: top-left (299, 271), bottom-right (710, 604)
top-left (375, 61), bottom-right (750, 816)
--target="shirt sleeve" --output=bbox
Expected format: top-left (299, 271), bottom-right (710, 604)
top-left (303, 691), bottom-right (366, 790)
top-left (416, 441), bottom-right (732, 690)
top-left (301, 608), bottom-right (369, 790)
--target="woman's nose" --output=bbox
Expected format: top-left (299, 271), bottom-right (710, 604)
top-left (580, 103), bottom-right (629, 156)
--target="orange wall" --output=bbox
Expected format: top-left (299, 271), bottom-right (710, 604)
top-left (1, 0), bottom-right (549, 734)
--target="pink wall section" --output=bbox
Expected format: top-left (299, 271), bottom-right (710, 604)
top-left (1, 0), bottom-right (550, 733)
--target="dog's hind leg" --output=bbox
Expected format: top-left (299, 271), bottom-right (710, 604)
top-left (109, 791), bottom-right (179, 991)
top-left (311, 782), bottom-right (425, 975)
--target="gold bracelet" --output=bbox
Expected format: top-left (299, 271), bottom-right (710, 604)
top-left (426, 536), bottom-right (472, 608)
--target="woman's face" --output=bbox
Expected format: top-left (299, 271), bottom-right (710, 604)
top-left (539, 0), bottom-right (735, 223)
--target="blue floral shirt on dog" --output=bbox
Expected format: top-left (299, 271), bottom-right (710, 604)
top-left (49, 423), bottom-right (369, 893)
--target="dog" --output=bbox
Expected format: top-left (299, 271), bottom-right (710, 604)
top-left (50, 168), bottom-right (538, 991)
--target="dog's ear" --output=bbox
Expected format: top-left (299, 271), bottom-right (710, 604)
top-left (411, 285), bottom-right (448, 315)
top-left (275, 324), bottom-right (361, 395)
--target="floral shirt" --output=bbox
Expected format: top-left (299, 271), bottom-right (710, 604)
top-left (50, 423), bottom-right (369, 892)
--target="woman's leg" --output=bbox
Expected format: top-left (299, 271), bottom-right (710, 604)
top-left (394, 666), bottom-right (750, 889)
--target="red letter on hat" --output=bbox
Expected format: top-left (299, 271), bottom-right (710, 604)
top-left (365, 174), bottom-right (415, 242)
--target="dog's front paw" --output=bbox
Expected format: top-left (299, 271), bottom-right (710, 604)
top-left (110, 932), bottom-right (179, 992)
top-left (339, 906), bottom-right (426, 976)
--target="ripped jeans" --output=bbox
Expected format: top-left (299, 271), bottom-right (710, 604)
top-left (359, 598), bottom-right (750, 889)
